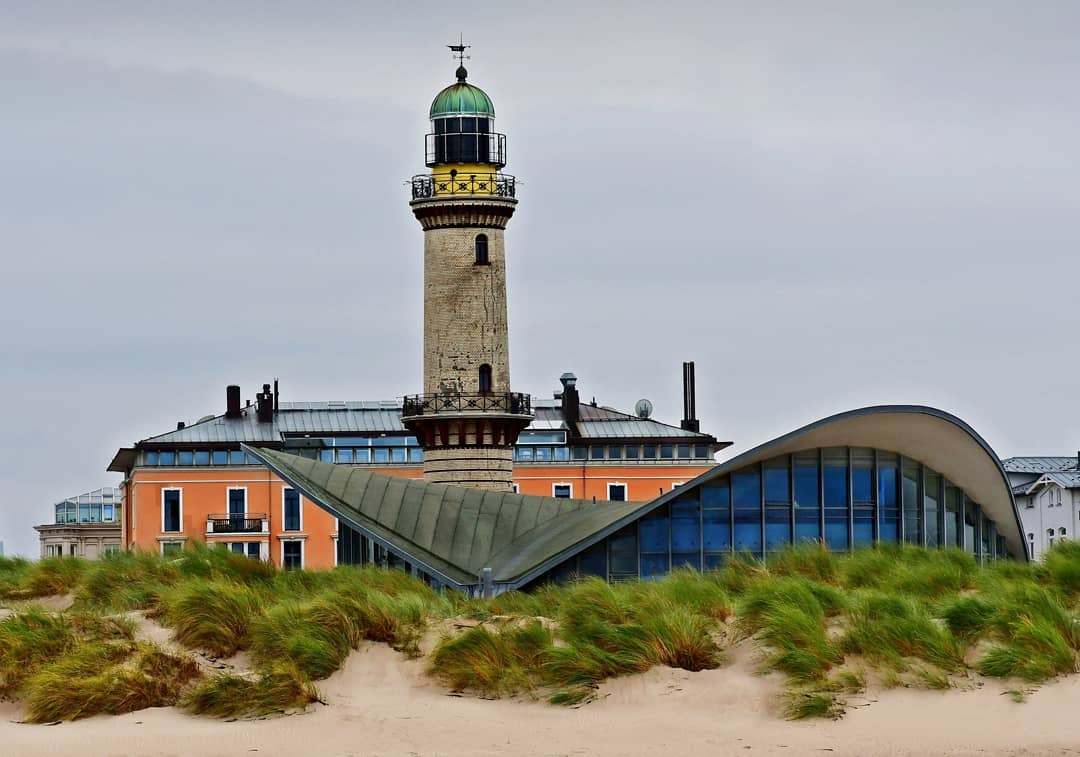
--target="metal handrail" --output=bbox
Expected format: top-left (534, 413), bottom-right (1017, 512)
top-left (425, 131), bottom-right (506, 166)
top-left (410, 172), bottom-right (516, 199)
top-left (402, 392), bottom-right (532, 417)
top-left (208, 513), bottom-right (267, 534)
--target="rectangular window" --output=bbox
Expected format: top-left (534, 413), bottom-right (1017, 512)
top-left (554, 447), bottom-right (570, 462)
top-left (590, 445), bottom-right (605, 460)
top-left (212, 450), bottom-right (229, 465)
top-left (677, 444), bottom-right (691, 459)
top-left (572, 446), bottom-right (587, 461)
top-left (229, 450), bottom-right (246, 465)
top-left (145, 451), bottom-right (158, 466)
top-left (283, 541), bottom-right (302, 571)
top-left (228, 488), bottom-right (246, 516)
top-left (177, 450), bottom-right (194, 466)
top-left (283, 488), bottom-right (301, 532)
top-left (607, 483), bottom-right (627, 502)
top-left (764, 458), bottom-right (790, 504)
top-left (320, 449), bottom-right (335, 463)
top-left (732, 469), bottom-right (762, 555)
top-left (793, 453), bottom-right (820, 545)
top-left (158, 450), bottom-right (175, 466)
top-left (553, 484), bottom-right (572, 499)
top-left (390, 448), bottom-right (407, 463)
top-left (694, 444), bottom-right (710, 459)
top-left (247, 542), bottom-right (261, 560)
top-left (162, 489), bottom-right (181, 533)
top-left (924, 471), bottom-right (941, 548)
top-left (903, 459), bottom-right (921, 545)
top-left (823, 449), bottom-right (848, 550)
top-left (608, 524), bottom-right (638, 580)
top-left (643, 445), bottom-right (657, 459)
top-left (516, 446), bottom-right (534, 462)
top-left (338, 448), bottom-right (354, 464)
top-left (660, 444), bottom-right (674, 459)
top-left (161, 541), bottom-right (182, 556)
top-left (607, 445), bottom-right (622, 460)
top-left (944, 486), bottom-right (961, 547)
top-left (373, 448), bottom-right (390, 463)
top-left (194, 450), bottom-right (211, 466)
top-left (230, 542), bottom-right (245, 555)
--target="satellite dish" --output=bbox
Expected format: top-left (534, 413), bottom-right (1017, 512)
top-left (634, 399), bottom-right (653, 419)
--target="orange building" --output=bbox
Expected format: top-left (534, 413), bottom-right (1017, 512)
top-left (108, 374), bottom-right (727, 570)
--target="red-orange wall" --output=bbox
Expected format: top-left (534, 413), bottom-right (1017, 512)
top-left (125, 463), bottom-right (708, 569)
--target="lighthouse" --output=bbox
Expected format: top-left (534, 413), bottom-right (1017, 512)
top-left (401, 46), bottom-right (533, 491)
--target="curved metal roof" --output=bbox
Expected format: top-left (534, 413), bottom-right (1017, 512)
top-left (430, 79), bottom-right (495, 118)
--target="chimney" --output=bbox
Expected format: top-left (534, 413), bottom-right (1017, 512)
top-left (176, 421), bottom-right (185, 430)
top-left (560, 372), bottom-right (580, 428)
top-left (226, 385), bottom-right (242, 419)
top-left (273, 379), bottom-right (280, 412)
top-left (256, 383), bottom-right (274, 423)
top-left (680, 361), bottom-right (700, 432)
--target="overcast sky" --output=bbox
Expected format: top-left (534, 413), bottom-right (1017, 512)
top-left (2, 1), bottom-right (1078, 556)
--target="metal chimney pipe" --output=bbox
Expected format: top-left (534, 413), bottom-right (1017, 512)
top-left (681, 361), bottom-right (700, 432)
top-left (226, 385), bottom-right (242, 419)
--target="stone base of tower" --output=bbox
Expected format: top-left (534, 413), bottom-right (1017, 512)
top-left (421, 447), bottom-right (515, 491)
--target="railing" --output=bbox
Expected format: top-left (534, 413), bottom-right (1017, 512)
top-left (207, 513), bottom-right (268, 534)
top-left (411, 172), bottom-right (516, 200)
top-left (402, 392), bottom-right (532, 418)
top-left (425, 132), bottom-right (506, 167)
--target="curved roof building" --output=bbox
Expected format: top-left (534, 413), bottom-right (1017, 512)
top-left (245, 405), bottom-right (1025, 595)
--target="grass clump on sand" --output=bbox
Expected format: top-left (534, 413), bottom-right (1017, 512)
top-left (23, 644), bottom-right (201, 723)
top-left (2, 557), bottom-right (87, 600)
top-left (166, 581), bottom-right (265, 657)
top-left (184, 663), bottom-right (320, 718)
top-left (841, 592), bottom-right (963, 673)
top-left (429, 620), bottom-right (552, 697)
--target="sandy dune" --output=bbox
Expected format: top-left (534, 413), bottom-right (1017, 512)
top-left (3, 638), bottom-right (1080, 757)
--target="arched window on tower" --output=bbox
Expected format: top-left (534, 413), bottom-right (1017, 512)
top-left (475, 234), bottom-right (489, 265)
top-left (478, 364), bottom-right (492, 394)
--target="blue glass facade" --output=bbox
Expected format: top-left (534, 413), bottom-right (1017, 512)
top-left (529, 446), bottom-right (1010, 586)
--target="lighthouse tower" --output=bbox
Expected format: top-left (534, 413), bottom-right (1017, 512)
top-left (401, 48), bottom-right (532, 491)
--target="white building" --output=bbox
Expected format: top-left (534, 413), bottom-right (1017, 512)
top-left (1002, 457), bottom-right (1080, 560)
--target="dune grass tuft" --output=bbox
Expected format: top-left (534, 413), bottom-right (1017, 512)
top-left (167, 581), bottom-right (265, 657)
top-left (429, 620), bottom-right (552, 697)
top-left (184, 664), bottom-right (320, 718)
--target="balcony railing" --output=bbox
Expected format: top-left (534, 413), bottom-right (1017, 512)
top-left (402, 392), bottom-right (532, 418)
top-left (411, 172), bottom-right (516, 200)
top-left (425, 131), bottom-right (506, 167)
top-left (206, 513), bottom-right (268, 534)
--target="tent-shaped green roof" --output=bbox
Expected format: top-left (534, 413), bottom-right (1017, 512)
top-left (244, 446), bottom-right (646, 589)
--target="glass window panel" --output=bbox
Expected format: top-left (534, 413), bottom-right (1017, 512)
top-left (283, 541), bottom-right (302, 570)
top-left (924, 471), bottom-right (941, 548)
top-left (163, 491), bottom-right (181, 532)
top-left (878, 464), bottom-right (900, 542)
top-left (732, 470), bottom-right (761, 508)
top-left (608, 525), bottom-right (638, 577)
top-left (228, 489), bottom-right (246, 515)
top-left (80, 504), bottom-right (91, 522)
top-left (554, 447), bottom-right (570, 462)
top-left (355, 448), bottom-right (372, 463)
top-left (640, 553), bottom-right (669, 579)
top-left (823, 465), bottom-right (847, 508)
top-left (701, 482), bottom-right (730, 509)
top-left (103, 504), bottom-right (114, 521)
top-left (535, 446), bottom-right (553, 462)
top-left (853, 506), bottom-right (874, 546)
top-left (577, 541), bottom-right (607, 579)
top-left (643, 445), bottom-right (656, 459)
top-left (964, 506), bottom-right (978, 554)
top-left (373, 448), bottom-right (390, 463)
top-left (660, 445), bottom-right (674, 459)
top-left (145, 451), bottom-right (158, 466)
top-left (590, 446), bottom-right (605, 460)
top-left (284, 489), bottom-right (301, 532)
top-left (517, 447), bottom-right (534, 462)
top-left (673, 552), bottom-right (701, 571)
top-left (391, 448), bottom-right (407, 463)
top-left (852, 467), bottom-right (873, 503)
top-left (795, 504), bottom-right (821, 543)
top-left (338, 448), bottom-right (354, 464)
top-left (734, 512), bottom-right (762, 553)
top-left (944, 486), bottom-right (961, 547)
top-left (703, 509), bottom-right (731, 552)
top-left (553, 485), bottom-right (572, 499)
top-left (765, 506), bottom-right (791, 550)
top-left (194, 450), bottom-right (210, 466)
top-left (247, 543), bottom-right (260, 559)
top-left (671, 501), bottom-right (699, 552)
top-left (639, 508), bottom-right (669, 553)
top-left (625, 445), bottom-right (640, 459)
top-left (824, 514), bottom-right (848, 550)
top-left (55, 504), bottom-right (64, 523)
top-left (607, 445), bottom-right (622, 460)
top-left (694, 444), bottom-right (709, 459)
top-left (212, 450), bottom-right (229, 465)
top-left (159, 451), bottom-right (175, 466)
top-left (573, 446), bottom-right (587, 461)
top-left (764, 462), bottom-right (790, 504)
top-left (608, 484), bottom-right (627, 502)
top-left (177, 450), bottom-right (194, 466)
top-left (229, 450), bottom-right (246, 465)
top-left (903, 461), bottom-right (921, 545)
top-left (794, 463), bottom-right (819, 507)
top-left (704, 553), bottom-right (727, 571)
top-left (677, 444), bottom-right (691, 459)
top-left (320, 449), bottom-right (335, 463)
top-left (90, 503), bottom-right (101, 522)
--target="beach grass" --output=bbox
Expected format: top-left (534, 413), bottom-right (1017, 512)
top-left (7, 540), bottom-right (1080, 722)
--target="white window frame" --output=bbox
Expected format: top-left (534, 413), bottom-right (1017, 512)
top-left (552, 482), bottom-right (573, 498)
top-left (607, 482), bottom-right (628, 502)
top-left (282, 486), bottom-right (303, 532)
top-left (280, 538), bottom-right (305, 570)
top-left (225, 486), bottom-right (249, 517)
top-left (511, 483), bottom-right (520, 494)
top-left (161, 488), bottom-right (183, 533)
top-left (160, 539), bottom-right (185, 556)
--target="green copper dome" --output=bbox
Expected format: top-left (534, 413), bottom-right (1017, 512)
top-left (429, 66), bottom-right (495, 118)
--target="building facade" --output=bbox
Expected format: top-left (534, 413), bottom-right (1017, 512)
top-left (35, 487), bottom-right (123, 559)
top-left (1004, 456), bottom-right (1080, 560)
top-left (109, 374), bottom-right (723, 570)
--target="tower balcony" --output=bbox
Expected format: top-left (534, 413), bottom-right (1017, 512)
top-left (411, 172), bottom-right (516, 200)
top-left (401, 392), bottom-right (532, 420)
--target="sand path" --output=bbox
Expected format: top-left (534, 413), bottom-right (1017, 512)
top-left (2, 640), bottom-right (1080, 756)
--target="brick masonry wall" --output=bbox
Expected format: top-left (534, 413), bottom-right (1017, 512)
top-left (422, 447), bottom-right (515, 490)
top-left (422, 224), bottom-right (511, 396)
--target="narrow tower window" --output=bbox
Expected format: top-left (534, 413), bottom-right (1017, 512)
top-left (479, 364), bottom-right (492, 393)
top-left (475, 234), bottom-right (489, 265)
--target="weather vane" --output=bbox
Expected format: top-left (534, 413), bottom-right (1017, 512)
top-left (448, 34), bottom-right (471, 66)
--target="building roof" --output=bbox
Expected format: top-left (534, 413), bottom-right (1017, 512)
top-left (125, 398), bottom-right (718, 448)
top-left (1024, 472), bottom-right (1080, 493)
top-left (244, 446), bottom-right (645, 589)
top-left (53, 487), bottom-right (122, 506)
top-left (1001, 457), bottom-right (1078, 474)
top-left (429, 68), bottom-right (495, 118)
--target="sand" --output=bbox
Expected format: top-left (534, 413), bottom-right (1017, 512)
top-left (3, 637), bottom-right (1080, 757)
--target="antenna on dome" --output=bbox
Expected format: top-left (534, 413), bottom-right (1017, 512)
top-left (448, 35), bottom-right (471, 66)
